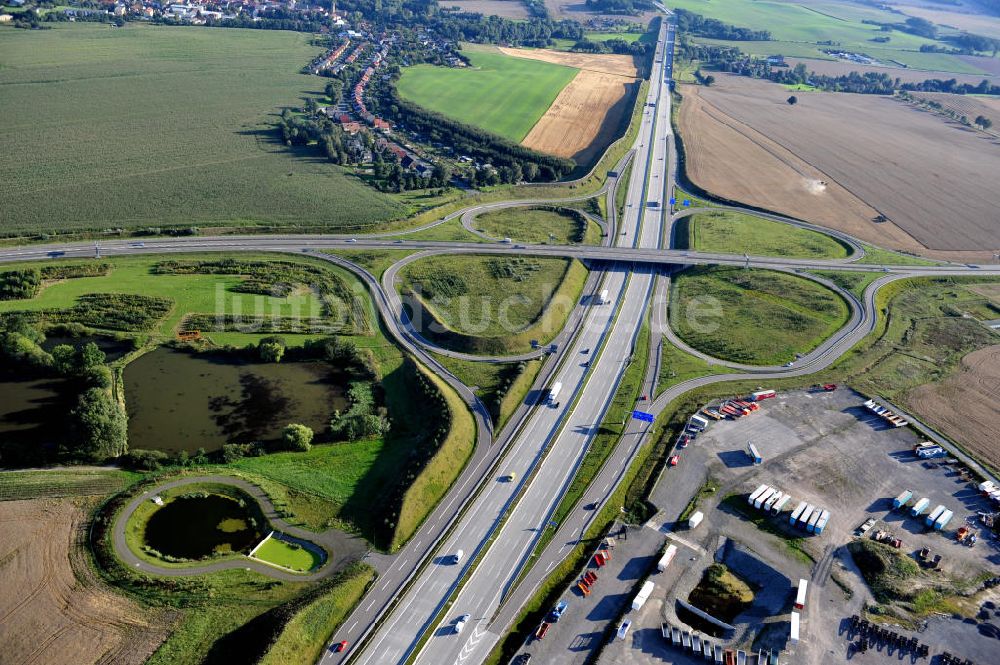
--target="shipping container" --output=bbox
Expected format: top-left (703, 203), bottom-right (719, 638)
top-left (672, 626), bottom-right (681, 646)
top-left (814, 510), bottom-right (830, 535)
top-left (714, 645), bottom-right (723, 663)
top-left (693, 633), bottom-right (702, 653)
top-left (911, 497), bottom-right (930, 517)
top-left (798, 505), bottom-right (815, 528)
top-left (747, 442), bottom-right (763, 465)
top-left (691, 414), bottom-right (710, 429)
top-left (790, 501), bottom-right (808, 525)
top-left (763, 491), bottom-right (783, 513)
top-left (893, 490), bottom-right (913, 509)
top-left (704, 639), bottom-right (713, 659)
top-left (661, 622), bottom-right (671, 639)
top-left (749, 484), bottom-right (769, 505)
top-left (806, 509), bottom-right (822, 533)
top-left (794, 579), bottom-right (808, 609)
top-left (689, 511), bottom-right (705, 529)
top-left (632, 580), bottom-right (655, 611)
top-left (790, 612), bottom-right (800, 643)
top-left (657, 544), bottom-right (678, 572)
top-left (772, 494), bottom-right (792, 515)
top-left (755, 488), bottom-right (776, 510)
top-left (682, 631), bottom-right (691, 649)
top-left (934, 509), bottom-right (953, 530)
top-left (926, 505), bottom-right (946, 527)
top-left (750, 390), bottom-right (776, 401)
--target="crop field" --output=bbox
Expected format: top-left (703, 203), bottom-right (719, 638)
top-left (474, 207), bottom-right (601, 244)
top-left (0, 498), bottom-right (169, 665)
top-left (904, 91), bottom-right (1000, 137)
top-left (443, 0), bottom-right (530, 18)
top-left (398, 254), bottom-right (587, 354)
top-left (671, 0), bottom-right (992, 73)
top-left (0, 24), bottom-right (403, 236)
top-left (892, 3), bottom-right (1000, 41)
top-left (0, 255), bottom-right (365, 344)
top-left (0, 469), bottom-right (140, 501)
top-left (783, 57), bottom-right (1000, 85)
top-left (497, 47), bottom-right (639, 77)
top-left (670, 266), bottom-right (850, 365)
top-left (396, 45), bottom-right (578, 142)
top-left (676, 210), bottom-right (850, 259)
top-left (676, 75), bottom-right (1000, 259)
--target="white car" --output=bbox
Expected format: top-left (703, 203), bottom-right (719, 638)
top-left (454, 614), bottom-right (471, 633)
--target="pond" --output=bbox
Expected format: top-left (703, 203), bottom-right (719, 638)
top-left (124, 347), bottom-right (347, 453)
top-left (0, 371), bottom-right (76, 466)
top-left (144, 493), bottom-right (262, 559)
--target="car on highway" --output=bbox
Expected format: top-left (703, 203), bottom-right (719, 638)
top-left (333, 641), bottom-right (348, 652)
top-left (454, 614), bottom-right (471, 634)
top-left (668, 455), bottom-right (680, 467)
top-left (129, 242), bottom-right (145, 248)
top-left (783, 361), bottom-right (794, 367)
top-left (346, 238), bottom-right (357, 243)
top-left (502, 472), bottom-right (516, 482)
top-left (451, 549), bottom-right (464, 564)
top-left (586, 500), bottom-right (600, 510)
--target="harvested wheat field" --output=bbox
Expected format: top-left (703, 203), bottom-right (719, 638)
top-left (0, 498), bottom-right (168, 665)
top-left (906, 92), bottom-right (1000, 137)
top-left (499, 47), bottom-right (639, 77)
top-left (678, 75), bottom-right (1000, 259)
top-left (785, 57), bottom-right (1000, 85)
top-left (445, 0), bottom-right (530, 18)
top-left (908, 345), bottom-right (1000, 473)
top-left (522, 69), bottom-right (639, 164)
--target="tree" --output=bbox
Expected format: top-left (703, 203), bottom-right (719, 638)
top-left (282, 423), bottom-right (314, 451)
top-left (78, 342), bottom-right (106, 370)
top-left (51, 344), bottom-right (77, 374)
top-left (71, 387), bottom-right (127, 461)
top-left (702, 74), bottom-right (715, 86)
top-left (258, 336), bottom-right (286, 363)
top-left (787, 95), bottom-right (798, 105)
top-left (974, 114), bottom-right (993, 129)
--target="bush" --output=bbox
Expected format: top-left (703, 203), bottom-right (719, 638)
top-left (281, 424), bottom-right (314, 451)
top-left (124, 449), bottom-right (170, 471)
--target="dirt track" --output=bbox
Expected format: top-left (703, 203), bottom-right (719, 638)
top-left (522, 69), bottom-right (636, 164)
top-left (907, 345), bottom-right (1000, 473)
top-left (0, 498), bottom-right (168, 665)
top-left (677, 75), bottom-right (1000, 258)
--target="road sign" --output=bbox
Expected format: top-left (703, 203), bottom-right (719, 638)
top-left (682, 199), bottom-right (691, 207)
top-left (632, 410), bottom-right (655, 423)
top-left (669, 197), bottom-right (676, 206)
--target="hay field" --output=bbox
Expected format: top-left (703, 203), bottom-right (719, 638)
top-left (443, 0), bottom-right (530, 18)
top-left (907, 345), bottom-right (1000, 473)
top-left (498, 47), bottom-right (639, 77)
top-left (522, 69), bottom-right (638, 163)
top-left (890, 4), bottom-right (1000, 40)
top-left (677, 75), bottom-right (1000, 257)
top-left (0, 498), bottom-right (168, 665)
top-left (0, 23), bottom-right (403, 236)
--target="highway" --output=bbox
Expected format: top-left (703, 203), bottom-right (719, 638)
top-left (0, 7), bottom-right (997, 665)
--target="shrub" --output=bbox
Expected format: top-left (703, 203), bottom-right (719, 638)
top-left (281, 424), bottom-right (314, 451)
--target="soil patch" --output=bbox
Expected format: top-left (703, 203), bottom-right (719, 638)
top-left (906, 345), bottom-right (1000, 472)
top-left (0, 498), bottom-right (168, 665)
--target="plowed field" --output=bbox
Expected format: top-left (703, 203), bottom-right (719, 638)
top-left (0, 498), bottom-right (168, 665)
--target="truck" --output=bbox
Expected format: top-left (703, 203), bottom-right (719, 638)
top-left (657, 544), bottom-right (678, 572)
top-left (934, 509), bottom-right (953, 530)
top-left (750, 389), bottom-right (776, 401)
top-left (647, 200), bottom-right (660, 208)
top-left (690, 414), bottom-right (710, 430)
top-left (748, 484), bottom-right (769, 506)
top-left (772, 494), bottom-right (792, 516)
top-left (917, 446), bottom-right (945, 459)
top-left (925, 505), bottom-right (946, 527)
top-left (794, 579), bottom-right (808, 609)
top-left (790, 612), bottom-right (800, 643)
top-left (892, 490), bottom-right (913, 509)
top-left (631, 580), bottom-right (655, 611)
top-left (689, 511), bottom-right (704, 529)
top-left (806, 508), bottom-right (822, 533)
top-left (597, 289), bottom-right (609, 305)
top-left (543, 382), bottom-right (562, 406)
top-left (814, 510), bottom-right (830, 535)
top-left (911, 497), bottom-right (930, 517)
top-left (747, 442), bottom-right (763, 465)
top-left (790, 501), bottom-right (808, 525)
top-left (754, 488), bottom-right (776, 510)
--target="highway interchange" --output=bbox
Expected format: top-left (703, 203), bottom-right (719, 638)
top-left (1, 8), bottom-right (998, 665)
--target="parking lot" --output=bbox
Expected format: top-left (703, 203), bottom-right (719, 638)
top-left (591, 388), bottom-right (1000, 665)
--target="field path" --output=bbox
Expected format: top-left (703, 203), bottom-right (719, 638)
top-left (111, 475), bottom-right (369, 581)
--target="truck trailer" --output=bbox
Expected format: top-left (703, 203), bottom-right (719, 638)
top-left (657, 544), bottom-right (678, 572)
top-left (790, 501), bottom-right (808, 525)
top-left (926, 505), bottom-right (946, 527)
top-left (934, 509), bottom-right (954, 530)
top-left (806, 508), bottom-right (822, 533)
top-left (631, 580), bottom-right (655, 611)
top-left (814, 510), bottom-right (830, 535)
top-left (544, 381), bottom-right (562, 405)
top-left (749, 484), bottom-right (769, 505)
top-left (763, 491), bottom-right (783, 513)
top-left (772, 494), bottom-right (792, 516)
top-left (750, 389), bottom-right (776, 401)
top-left (747, 442), bottom-right (763, 465)
top-left (597, 289), bottom-right (609, 305)
top-left (794, 579), bottom-right (808, 609)
top-left (893, 490), bottom-right (913, 509)
top-left (790, 612), bottom-right (800, 643)
top-left (755, 488), bottom-right (776, 510)
top-left (689, 511), bottom-right (705, 529)
top-left (911, 497), bottom-right (930, 517)
top-left (797, 505), bottom-right (815, 529)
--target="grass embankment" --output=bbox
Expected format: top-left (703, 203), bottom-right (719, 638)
top-left (396, 44), bottom-right (578, 142)
top-left (257, 563), bottom-right (376, 665)
top-left (475, 207), bottom-right (602, 244)
top-left (433, 355), bottom-right (544, 430)
top-left (0, 23), bottom-right (406, 237)
top-left (391, 362), bottom-right (476, 551)
top-left (0, 468), bottom-right (142, 500)
top-left (809, 270), bottom-right (882, 300)
top-left (253, 536), bottom-right (323, 572)
top-left (676, 211), bottom-right (851, 259)
top-left (325, 249), bottom-right (420, 280)
top-left (856, 243), bottom-right (941, 266)
top-left (689, 563), bottom-right (755, 623)
top-left (0, 254), bottom-right (366, 346)
top-left (670, 266), bottom-right (850, 365)
top-left (400, 255), bottom-right (588, 355)
top-left (656, 340), bottom-right (730, 395)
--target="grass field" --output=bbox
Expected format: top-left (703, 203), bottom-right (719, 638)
top-left (0, 23), bottom-right (404, 236)
top-left (253, 535), bottom-right (323, 572)
top-left (809, 270), bottom-right (882, 300)
top-left (677, 211), bottom-right (850, 259)
top-left (655, 340), bottom-right (729, 396)
top-left (670, 266), bottom-right (850, 365)
top-left (0, 254), bottom-right (362, 345)
top-left (325, 249), bottom-right (420, 279)
top-left (399, 255), bottom-right (588, 354)
top-left (396, 45), bottom-right (578, 142)
top-left (257, 563), bottom-right (375, 665)
top-left (474, 207), bottom-right (602, 244)
top-left (433, 355), bottom-right (544, 429)
top-left (672, 0), bottom-right (990, 73)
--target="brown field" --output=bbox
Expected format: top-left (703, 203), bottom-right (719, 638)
top-left (0, 498), bottom-right (168, 665)
top-left (522, 69), bottom-right (639, 164)
top-left (908, 345), bottom-right (1000, 473)
top-left (677, 75), bottom-right (1000, 258)
top-left (890, 4), bottom-right (1000, 40)
top-left (499, 47), bottom-right (640, 78)
top-left (785, 57), bottom-right (1000, 85)
top-left (905, 91), bottom-right (1000, 138)
top-left (442, 0), bottom-right (530, 19)
top-left (542, 0), bottom-right (657, 23)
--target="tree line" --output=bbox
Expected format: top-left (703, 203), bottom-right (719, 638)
top-left (583, 0), bottom-right (655, 16)
top-left (674, 8), bottom-right (770, 41)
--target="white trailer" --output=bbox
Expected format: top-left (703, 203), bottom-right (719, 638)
top-left (794, 579), bottom-right (808, 609)
top-left (814, 510), bottom-right (831, 535)
top-left (790, 501), bottom-right (808, 525)
top-left (689, 511), bottom-right (705, 529)
top-left (597, 289), bottom-right (609, 305)
top-left (749, 484), bottom-right (769, 505)
top-left (545, 381), bottom-right (562, 404)
top-left (690, 414), bottom-right (710, 429)
top-left (657, 544), bottom-right (678, 572)
top-left (926, 505), bottom-right (946, 527)
top-left (934, 509), bottom-right (954, 530)
top-left (632, 580), bottom-right (655, 611)
top-left (806, 508), bottom-right (822, 533)
top-left (763, 491), bottom-right (783, 513)
top-left (755, 487), bottom-right (777, 510)
top-left (772, 494), bottom-right (793, 516)
top-left (911, 497), bottom-right (930, 517)
top-left (798, 505), bottom-right (815, 528)
top-left (790, 611), bottom-right (800, 643)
